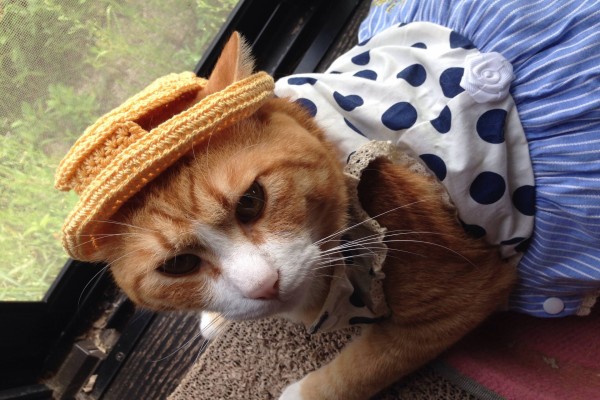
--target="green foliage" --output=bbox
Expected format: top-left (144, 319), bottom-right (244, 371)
top-left (0, 0), bottom-right (237, 300)
top-left (0, 133), bottom-right (79, 301)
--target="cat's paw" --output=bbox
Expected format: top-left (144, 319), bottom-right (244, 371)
top-left (199, 311), bottom-right (227, 340)
top-left (279, 379), bottom-right (305, 400)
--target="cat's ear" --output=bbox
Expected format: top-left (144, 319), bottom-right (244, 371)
top-left (204, 31), bottom-right (255, 95)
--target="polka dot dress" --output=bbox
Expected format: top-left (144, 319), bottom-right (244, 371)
top-left (274, 22), bottom-right (535, 259)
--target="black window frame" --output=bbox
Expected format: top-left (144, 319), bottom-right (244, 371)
top-left (0, 0), bottom-right (362, 397)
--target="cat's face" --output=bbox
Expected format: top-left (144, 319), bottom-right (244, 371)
top-left (101, 98), bottom-right (348, 321)
top-left (89, 32), bottom-right (349, 322)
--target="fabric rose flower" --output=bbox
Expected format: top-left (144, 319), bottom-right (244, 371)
top-left (460, 52), bottom-right (514, 103)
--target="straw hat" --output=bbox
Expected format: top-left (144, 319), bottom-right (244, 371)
top-left (55, 71), bottom-right (274, 261)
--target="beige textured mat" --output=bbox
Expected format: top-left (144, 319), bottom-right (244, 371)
top-left (169, 317), bottom-right (477, 400)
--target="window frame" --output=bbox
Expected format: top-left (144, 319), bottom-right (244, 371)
top-left (0, 0), bottom-right (362, 395)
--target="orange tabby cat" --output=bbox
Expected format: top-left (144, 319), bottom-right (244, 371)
top-left (90, 33), bottom-right (515, 399)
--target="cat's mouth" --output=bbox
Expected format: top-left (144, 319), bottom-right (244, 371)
top-left (224, 297), bottom-right (287, 320)
top-left (225, 266), bottom-right (319, 320)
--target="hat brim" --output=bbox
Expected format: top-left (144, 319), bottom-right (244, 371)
top-left (58, 72), bottom-right (274, 261)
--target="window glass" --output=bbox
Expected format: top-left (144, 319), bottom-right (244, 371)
top-left (0, 0), bottom-right (238, 301)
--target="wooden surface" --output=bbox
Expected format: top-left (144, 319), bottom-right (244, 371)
top-left (102, 311), bottom-right (206, 400)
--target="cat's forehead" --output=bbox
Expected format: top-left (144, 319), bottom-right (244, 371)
top-left (120, 103), bottom-right (331, 245)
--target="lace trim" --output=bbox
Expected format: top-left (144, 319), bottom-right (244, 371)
top-left (576, 290), bottom-right (599, 316)
top-left (344, 141), bottom-right (456, 319)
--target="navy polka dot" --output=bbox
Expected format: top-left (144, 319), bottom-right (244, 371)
top-left (430, 106), bottom-right (452, 133)
top-left (477, 109), bottom-right (507, 144)
top-left (344, 118), bottom-right (365, 136)
top-left (397, 64), bottom-right (427, 87)
top-left (294, 98), bottom-right (317, 117)
top-left (411, 42), bottom-right (427, 49)
top-left (309, 312), bottom-right (329, 334)
top-left (501, 237), bottom-right (526, 245)
top-left (515, 237), bottom-right (532, 252)
top-left (358, 37), bottom-right (371, 46)
top-left (329, 71), bottom-right (342, 74)
top-left (440, 68), bottom-right (465, 98)
top-left (354, 69), bottom-right (378, 80)
top-left (419, 154), bottom-right (447, 181)
top-left (346, 150), bottom-right (356, 164)
top-left (351, 50), bottom-right (370, 66)
top-left (333, 91), bottom-right (364, 111)
top-left (288, 77), bottom-right (317, 85)
top-left (449, 31), bottom-right (475, 49)
top-left (349, 287), bottom-right (366, 308)
top-left (460, 220), bottom-right (487, 239)
top-left (381, 102), bottom-right (418, 130)
top-left (349, 316), bottom-right (381, 325)
top-left (470, 171), bottom-right (506, 205)
top-left (513, 185), bottom-right (535, 216)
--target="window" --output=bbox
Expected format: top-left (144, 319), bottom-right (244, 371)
top-left (1, 0), bottom-right (238, 302)
top-left (0, 0), bottom-right (238, 391)
top-left (0, 0), bottom-right (362, 396)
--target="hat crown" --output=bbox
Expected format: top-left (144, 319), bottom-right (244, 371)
top-left (55, 72), bottom-right (205, 194)
top-left (55, 71), bottom-right (275, 260)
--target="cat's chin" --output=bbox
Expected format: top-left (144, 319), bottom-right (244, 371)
top-left (221, 283), bottom-right (322, 321)
top-left (223, 298), bottom-right (289, 321)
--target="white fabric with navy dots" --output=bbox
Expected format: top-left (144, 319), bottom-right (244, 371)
top-left (274, 22), bottom-right (535, 259)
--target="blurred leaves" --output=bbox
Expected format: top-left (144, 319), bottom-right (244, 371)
top-left (0, 0), bottom-right (238, 300)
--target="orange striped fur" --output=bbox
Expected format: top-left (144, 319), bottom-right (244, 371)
top-left (95, 33), bottom-right (516, 399)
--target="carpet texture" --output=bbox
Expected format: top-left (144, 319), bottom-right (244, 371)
top-left (169, 309), bottom-right (599, 399)
top-left (168, 318), bottom-right (477, 400)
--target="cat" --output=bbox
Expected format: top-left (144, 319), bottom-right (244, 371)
top-left (83, 33), bottom-right (516, 399)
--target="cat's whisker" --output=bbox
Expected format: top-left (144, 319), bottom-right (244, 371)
top-left (77, 264), bottom-right (110, 309)
top-left (193, 334), bottom-right (214, 365)
top-left (315, 228), bottom-right (436, 254)
top-left (321, 230), bottom-right (447, 254)
top-left (69, 232), bottom-right (148, 250)
top-left (194, 312), bottom-right (232, 360)
top-left (191, 141), bottom-right (198, 163)
top-left (315, 228), bottom-right (464, 262)
top-left (383, 230), bottom-right (457, 239)
top-left (314, 240), bottom-right (384, 260)
top-left (319, 239), bottom-right (410, 256)
top-left (313, 244), bottom-right (428, 269)
top-left (204, 128), bottom-right (214, 168)
top-left (67, 232), bottom-right (145, 238)
top-left (381, 239), bottom-right (476, 266)
top-left (129, 307), bottom-right (154, 325)
top-left (315, 255), bottom-right (352, 267)
top-left (152, 310), bottom-right (233, 363)
top-left (312, 251), bottom-right (418, 271)
top-left (151, 321), bottom-right (205, 363)
top-left (90, 219), bottom-right (160, 233)
top-left (319, 237), bottom-right (467, 263)
top-left (314, 200), bottom-right (434, 247)
top-left (311, 273), bottom-right (346, 281)
top-left (312, 265), bottom-right (350, 273)
top-left (312, 256), bottom-right (350, 266)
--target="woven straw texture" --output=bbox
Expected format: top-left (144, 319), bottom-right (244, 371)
top-left (55, 71), bottom-right (274, 260)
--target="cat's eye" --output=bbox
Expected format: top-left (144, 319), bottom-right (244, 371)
top-left (236, 181), bottom-right (265, 224)
top-left (158, 254), bottom-right (201, 276)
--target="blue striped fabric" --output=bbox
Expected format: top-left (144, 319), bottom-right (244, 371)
top-left (359, 0), bottom-right (600, 317)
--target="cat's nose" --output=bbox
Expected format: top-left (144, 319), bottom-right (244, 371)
top-left (246, 271), bottom-right (279, 300)
top-left (226, 251), bottom-right (280, 300)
